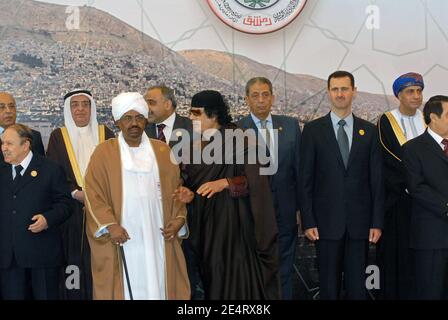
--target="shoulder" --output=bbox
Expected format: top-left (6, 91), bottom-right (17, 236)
top-left (303, 116), bottom-right (325, 131)
top-left (93, 137), bottom-right (119, 156)
top-left (150, 138), bottom-right (172, 155)
top-left (273, 114), bottom-right (299, 127)
top-left (176, 113), bottom-right (191, 123)
top-left (36, 154), bottom-right (64, 173)
top-left (150, 139), bottom-right (177, 167)
top-left (48, 128), bottom-right (62, 140)
top-left (403, 133), bottom-right (425, 150)
top-left (31, 129), bottom-right (42, 138)
top-left (235, 115), bottom-right (251, 126)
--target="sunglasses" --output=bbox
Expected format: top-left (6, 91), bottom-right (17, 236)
top-left (189, 108), bottom-right (204, 116)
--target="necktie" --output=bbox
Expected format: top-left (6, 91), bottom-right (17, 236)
top-left (156, 123), bottom-right (166, 143)
top-left (442, 139), bottom-right (448, 157)
top-left (13, 165), bottom-right (23, 183)
top-left (260, 120), bottom-right (271, 150)
top-left (337, 119), bottom-right (350, 168)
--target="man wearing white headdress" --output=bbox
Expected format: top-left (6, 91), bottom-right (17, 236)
top-left (46, 89), bottom-right (115, 300)
top-left (84, 92), bottom-right (190, 300)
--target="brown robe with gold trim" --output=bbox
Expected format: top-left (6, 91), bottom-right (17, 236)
top-left (84, 137), bottom-right (190, 300)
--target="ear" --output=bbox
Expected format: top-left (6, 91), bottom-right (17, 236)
top-left (429, 112), bottom-right (439, 123)
top-left (353, 86), bottom-right (358, 98)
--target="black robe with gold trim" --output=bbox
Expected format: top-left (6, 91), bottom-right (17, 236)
top-left (46, 125), bottom-right (114, 300)
top-left (376, 112), bottom-right (418, 299)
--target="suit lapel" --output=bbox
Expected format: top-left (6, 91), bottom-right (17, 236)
top-left (271, 115), bottom-right (283, 161)
top-left (145, 123), bottom-right (157, 139)
top-left (14, 154), bottom-right (42, 193)
top-left (422, 131), bottom-right (448, 164)
top-left (321, 113), bottom-right (346, 170)
top-left (346, 116), bottom-right (363, 169)
top-left (170, 114), bottom-right (183, 148)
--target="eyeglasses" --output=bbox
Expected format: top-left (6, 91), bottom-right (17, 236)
top-left (189, 109), bottom-right (204, 116)
top-left (120, 114), bottom-right (146, 123)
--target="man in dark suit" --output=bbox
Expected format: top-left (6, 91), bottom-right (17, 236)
top-left (237, 77), bottom-right (301, 300)
top-left (299, 71), bottom-right (384, 300)
top-left (0, 92), bottom-right (45, 162)
top-left (0, 124), bottom-right (72, 299)
top-left (144, 85), bottom-right (192, 149)
top-left (402, 95), bottom-right (448, 299)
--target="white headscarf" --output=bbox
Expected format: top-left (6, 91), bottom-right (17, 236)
top-left (63, 90), bottom-right (99, 176)
top-left (111, 92), bottom-right (148, 121)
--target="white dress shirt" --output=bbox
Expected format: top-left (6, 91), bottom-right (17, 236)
top-left (12, 151), bottom-right (33, 179)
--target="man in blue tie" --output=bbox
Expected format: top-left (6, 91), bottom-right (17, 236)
top-left (237, 77), bottom-right (301, 299)
top-left (299, 71), bottom-right (385, 300)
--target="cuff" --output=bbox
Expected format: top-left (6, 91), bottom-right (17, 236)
top-left (94, 223), bottom-right (117, 239)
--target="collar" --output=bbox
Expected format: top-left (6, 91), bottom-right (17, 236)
top-left (427, 127), bottom-right (445, 148)
top-left (17, 150), bottom-right (33, 172)
top-left (157, 111), bottom-right (176, 128)
top-left (250, 112), bottom-right (273, 126)
top-left (398, 108), bottom-right (422, 119)
top-left (330, 111), bottom-right (354, 127)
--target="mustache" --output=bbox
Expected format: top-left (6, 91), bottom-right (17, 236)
top-left (128, 126), bottom-right (141, 130)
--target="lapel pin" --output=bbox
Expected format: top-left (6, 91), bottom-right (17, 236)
top-left (359, 129), bottom-right (365, 136)
top-left (279, 127), bottom-right (283, 131)
top-left (31, 170), bottom-right (38, 177)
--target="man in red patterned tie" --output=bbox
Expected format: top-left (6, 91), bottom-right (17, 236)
top-left (143, 85), bottom-right (192, 148)
top-left (402, 95), bottom-right (448, 299)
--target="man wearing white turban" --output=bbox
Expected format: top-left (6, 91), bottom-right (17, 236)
top-left (84, 92), bottom-right (190, 300)
top-left (47, 89), bottom-right (115, 300)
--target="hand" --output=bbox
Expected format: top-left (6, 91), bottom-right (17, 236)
top-left (74, 190), bottom-right (85, 204)
top-left (28, 214), bottom-right (48, 233)
top-left (108, 224), bottom-right (130, 245)
top-left (173, 186), bottom-right (194, 204)
top-left (305, 227), bottom-right (319, 241)
top-left (197, 179), bottom-right (229, 198)
top-left (160, 217), bottom-right (185, 240)
top-left (369, 228), bottom-right (382, 244)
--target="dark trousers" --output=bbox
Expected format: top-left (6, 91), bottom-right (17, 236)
top-left (414, 249), bottom-right (448, 300)
top-left (182, 238), bottom-right (203, 299)
top-left (277, 224), bottom-right (297, 300)
top-left (376, 197), bottom-right (415, 299)
top-left (316, 234), bottom-right (368, 300)
top-left (0, 256), bottom-right (60, 300)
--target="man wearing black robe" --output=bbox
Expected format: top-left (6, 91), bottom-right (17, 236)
top-left (177, 90), bottom-right (280, 299)
top-left (376, 72), bottom-right (426, 299)
top-left (46, 90), bottom-right (114, 299)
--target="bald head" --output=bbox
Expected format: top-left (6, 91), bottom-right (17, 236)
top-left (0, 92), bottom-right (17, 129)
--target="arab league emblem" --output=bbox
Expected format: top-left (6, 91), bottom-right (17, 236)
top-left (207, 0), bottom-right (307, 34)
top-left (235, 0), bottom-right (280, 9)
top-left (31, 170), bottom-right (38, 177)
